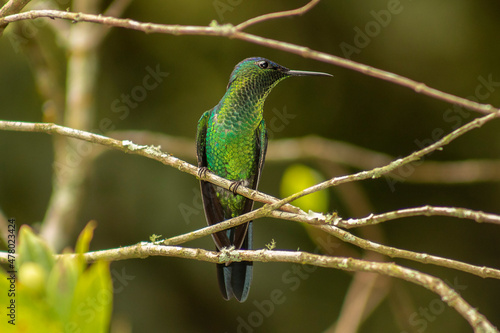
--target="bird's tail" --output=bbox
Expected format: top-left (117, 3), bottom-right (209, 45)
top-left (217, 223), bottom-right (253, 302)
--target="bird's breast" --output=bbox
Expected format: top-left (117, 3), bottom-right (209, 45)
top-left (206, 125), bottom-right (258, 181)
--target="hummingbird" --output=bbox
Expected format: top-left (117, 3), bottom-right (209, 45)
top-left (196, 57), bottom-right (332, 302)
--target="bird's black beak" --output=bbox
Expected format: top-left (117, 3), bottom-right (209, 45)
top-left (286, 69), bottom-right (333, 77)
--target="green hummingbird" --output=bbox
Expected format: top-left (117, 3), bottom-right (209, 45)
top-left (196, 57), bottom-right (332, 302)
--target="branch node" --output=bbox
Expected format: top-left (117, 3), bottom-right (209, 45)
top-left (218, 246), bottom-right (240, 264)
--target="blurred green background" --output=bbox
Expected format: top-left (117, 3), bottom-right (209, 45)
top-left (1, 0), bottom-right (500, 332)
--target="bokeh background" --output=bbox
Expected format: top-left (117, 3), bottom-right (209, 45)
top-left (1, 0), bottom-right (500, 332)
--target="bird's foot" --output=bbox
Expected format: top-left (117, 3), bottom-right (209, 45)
top-left (198, 166), bottom-right (209, 178)
top-left (229, 180), bottom-right (243, 195)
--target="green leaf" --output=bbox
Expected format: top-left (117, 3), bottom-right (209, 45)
top-left (0, 224), bottom-right (113, 333)
top-left (46, 255), bottom-right (80, 322)
top-left (0, 268), bottom-right (63, 333)
top-left (17, 225), bottom-right (55, 274)
top-left (76, 220), bottom-right (97, 255)
top-left (69, 261), bottom-right (113, 333)
top-left (280, 164), bottom-right (329, 212)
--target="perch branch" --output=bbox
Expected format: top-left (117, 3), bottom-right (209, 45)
top-left (0, 245), bottom-right (496, 332)
top-left (0, 120), bottom-right (303, 215)
top-left (2, 118), bottom-right (500, 280)
top-left (162, 205), bottom-right (500, 280)
top-left (0, 9), bottom-right (497, 116)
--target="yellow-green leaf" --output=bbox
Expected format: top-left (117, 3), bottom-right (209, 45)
top-left (76, 220), bottom-right (97, 255)
top-left (46, 255), bottom-right (80, 322)
top-left (69, 261), bottom-right (113, 333)
top-left (17, 225), bottom-right (55, 274)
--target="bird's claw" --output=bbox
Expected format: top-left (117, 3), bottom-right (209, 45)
top-left (229, 180), bottom-right (243, 195)
top-left (198, 167), bottom-right (209, 178)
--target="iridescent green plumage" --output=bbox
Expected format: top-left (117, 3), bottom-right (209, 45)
top-left (196, 57), bottom-right (331, 302)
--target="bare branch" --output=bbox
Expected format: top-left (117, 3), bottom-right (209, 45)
top-left (161, 205), bottom-right (500, 280)
top-left (271, 211), bottom-right (500, 280)
top-left (0, 9), bottom-right (498, 116)
top-left (0, 244), bottom-right (496, 332)
top-left (275, 111), bottom-right (500, 206)
top-left (341, 205), bottom-right (500, 228)
top-left (109, 131), bottom-right (500, 184)
top-left (2, 118), bottom-right (500, 281)
top-left (0, 120), bottom-right (303, 215)
top-left (235, 0), bottom-right (321, 31)
top-left (0, 0), bottom-right (30, 35)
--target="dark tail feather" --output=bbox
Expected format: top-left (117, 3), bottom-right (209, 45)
top-left (217, 223), bottom-right (253, 302)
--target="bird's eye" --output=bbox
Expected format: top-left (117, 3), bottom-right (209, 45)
top-left (257, 61), bottom-right (269, 69)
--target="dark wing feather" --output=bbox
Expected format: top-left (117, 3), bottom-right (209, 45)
top-left (196, 110), bottom-right (232, 249)
top-left (232, 119), bottom-right (268, 249)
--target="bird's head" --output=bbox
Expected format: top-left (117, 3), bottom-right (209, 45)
top-left (226, 57), bottom-right (332, 92)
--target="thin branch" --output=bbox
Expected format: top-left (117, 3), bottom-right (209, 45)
top-left (272, 111), bottom-right (500, 207)
top-left (341, 205), bottom-right (500, 228)
top-left (2, 118), bottom-right (500, 278)
top-left (109, 131), bottom-right (500, 184)
top-left (157, 203), bottom-right (500, 282)
top-left (0, 9), bottom-right (498, 116)
top-left (160, 203), bottom-right (500, 280)
top-left (162, 204), bottom-right (269, 246)
top-left (235, 0), bottom-right (321, 31)
top-left (2, 119), bottom-right (500, 280)
top-left (0, 120), bottom-right (304, 215)
top-left (4, 110), bottom-right (499, 222)
top-left (272, 210), bottom-right (500, 280)
top-left (0, 0), bottom-right (30, 35)
top-left (163, 202), bottom-right (500, 280)
top-left (0, 245), bottom-right (496, 332)
top-left (0, 0), bottom-right (30, 16)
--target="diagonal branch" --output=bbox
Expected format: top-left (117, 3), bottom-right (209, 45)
top-left (272, 111), bottom-right (500, 206)
top-left (0, 120), bottom-right (304, 215)
top-left (110, 130), bottom-right (500, 184)
top-left (2, 110), bottom-right (500, 282)
top-left (155, 204), bottom-right (500, 282)
top-left (235, 0), bottom-right (320, 31)
top-left (272, 210), bottom-right (500, 280)
top-left (0, 9), bottom-right (497, 116)
top-left (0, 0), bottom-right (30, 35)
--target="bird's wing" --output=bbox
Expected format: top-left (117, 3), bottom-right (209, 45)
top-left (196, 110), bottom-right (232, 249)
top-left (232, 119), bottom-right (268, 249)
